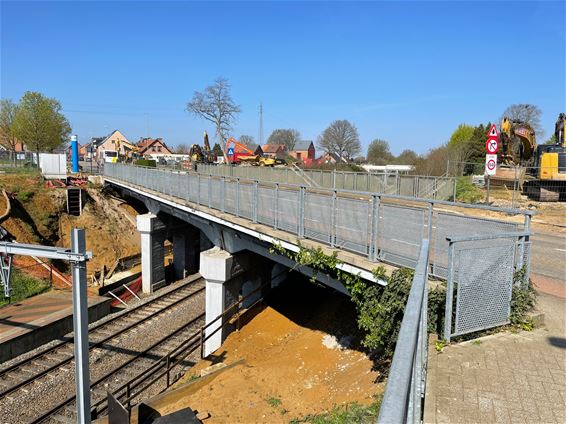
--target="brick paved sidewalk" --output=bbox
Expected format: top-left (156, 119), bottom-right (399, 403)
top-left (424, 293), bottom-right (566, 423)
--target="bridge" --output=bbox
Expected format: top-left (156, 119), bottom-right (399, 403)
top-left (103, 163), bottom-right (534, 418)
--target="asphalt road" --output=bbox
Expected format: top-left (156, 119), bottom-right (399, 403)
top-left (530, 231), bottom-right (566, 281)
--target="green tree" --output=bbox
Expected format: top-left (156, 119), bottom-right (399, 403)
top-left (12, 92), bottom-right (71, 163)
top-left (266, 129), bottom-right (300, 151)
top-left (448, 124), bottom-right (475, 147)
top-left (544, 134), bottom-right (557, 145)
top-left (366, 139), bottom-right (393, 165)
top-left (212, 143), bottom-right (223, 158)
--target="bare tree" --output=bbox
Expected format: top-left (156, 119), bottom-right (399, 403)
top-left (501, 104), bottom-right (544, 138)
top-left (317, 120), bottom-right (361, 159)
top-left (238, 135), bottom-right (255, 146)
top-left (175, 143), bottom-right (190, 154)
top-left (186, 78), bottom-right (241, 162)
top-left (267, 129), bottom-right (301, 150)
top-left (0, 99), bottom-right (19, 160)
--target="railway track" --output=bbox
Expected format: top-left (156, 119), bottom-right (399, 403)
top-left (0, 274), bottom-right (205, 422)
top-left (32, 313), bottom-right (204, 423)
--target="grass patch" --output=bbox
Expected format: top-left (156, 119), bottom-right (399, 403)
top-left (0, 270), bottom-right (50, 307)
top-left (266, 396), bottom-right (282, 408)
top-left (289, 396), bottom-right (382, 424)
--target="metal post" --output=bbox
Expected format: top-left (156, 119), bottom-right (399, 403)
top-left (331, 190), bottom-right (337, 247)
top-left (221, 177), bottom-right (226, 212)
top-left (368, 195), bottom-right (376, 260)
top-left (274, 183), bottom-right (279, 230)
top-left (453, 177), bottom-right (457, 202)
top-left (374, 196), bottom-right (381, 261)
top-left (253, 180), bottom-right (259, 223)
top-left (486, 175), bottom-right (490, 204)
top-left (511, 166), bottom-right (517, 208)
top-left (208, 175), bottom-right (212, 208)
top-left (71, 228), bottom-right (91, 424)
top-left (236, 178), bottom-right (240, 217)
top-left (197, 174), bottom-right (201, 205)
top-left (523, 214), bottom-right (532, 281)
top-left (332, 170), bottom-right (336, 189)
top-left (427, 202), bottom-right (434, 264)
top-left (298, 187), bottom-right (305, 238)
top-left (444, 241), bottom-right (455, 342)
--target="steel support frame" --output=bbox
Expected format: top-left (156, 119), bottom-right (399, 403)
top-left (0, 229), bottom-right (92, 423)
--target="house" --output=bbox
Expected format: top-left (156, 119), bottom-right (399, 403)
top-left (289, 140), bottom-right (315, 163)
top-left (261, 144), bottom-right (287, 159)
top-left (137, 137), bottom-right (173, 156)
top-left (92, 130), bottom-right (132, 161)
top-left (318, 152), bottom-right (349, 165)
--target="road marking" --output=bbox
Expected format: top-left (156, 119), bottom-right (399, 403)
top-left (556, 248), bottom-right (566, 252)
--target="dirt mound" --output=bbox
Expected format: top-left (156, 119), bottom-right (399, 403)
top-left (169, 279), bottom-right (382, 423)
top-left (0, 174), bottom-right (140, 279)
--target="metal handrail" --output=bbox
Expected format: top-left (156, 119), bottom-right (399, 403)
top-left (377, 239), bottom-right (430, 424)
top-left (105, 163), bottom-right (534, 216)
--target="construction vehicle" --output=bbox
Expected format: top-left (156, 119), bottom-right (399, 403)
top-left (224, 137), bottom-right (285, 166)
top-left (523, 113), bottom-right (566, 201)
top-left (489, 117), bottom-right (537, 189)
top-left (500, 117), bottom-right (536, 165)
top-left (189, 132), bottom-right (215, 164)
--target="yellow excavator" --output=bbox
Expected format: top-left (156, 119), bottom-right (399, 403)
top-left (189, 131), bottom-right (215, 164)
top-left (500, 117), bottom-right (536, 165)
top-left (523, 113), bottom-right (566, 201)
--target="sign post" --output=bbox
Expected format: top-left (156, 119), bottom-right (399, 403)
top-left (485, 125), bottom-right (499, 204)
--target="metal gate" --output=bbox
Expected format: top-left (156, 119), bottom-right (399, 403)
top-left (444, 232), bottom-right (527, 341)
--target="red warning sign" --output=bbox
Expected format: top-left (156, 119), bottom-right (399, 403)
top-left (486, 138), bottom-right (499, 154)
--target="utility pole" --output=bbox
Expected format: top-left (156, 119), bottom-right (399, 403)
top-left (259, 103), bottom-right (264, 146)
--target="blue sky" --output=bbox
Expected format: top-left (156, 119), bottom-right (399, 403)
top-left (1, 1), bottom-right (564, 155)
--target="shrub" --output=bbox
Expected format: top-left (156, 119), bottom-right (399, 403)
top-left (135, 159), bottom-right (156, 168)
top-left (455, 176), bottom-right (483, 203)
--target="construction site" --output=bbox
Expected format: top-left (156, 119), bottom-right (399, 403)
top-left (0, 1), bottom-right (565, 423)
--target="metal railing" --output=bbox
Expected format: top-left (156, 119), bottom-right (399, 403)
top-left (193, 163), bottom-right (457, 201)
top-left (377, 240), bottom-right (430, 424)
top-left (104, 163), bottom-right (533, 281)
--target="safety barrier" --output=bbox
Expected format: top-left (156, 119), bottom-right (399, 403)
top-left (377, 240), bottom-right (430, 424)
top-left (104, 163), bottom-right (532, 281)
top-left (194, 163), bottom-right (457, 201)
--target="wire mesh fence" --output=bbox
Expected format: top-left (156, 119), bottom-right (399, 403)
top-left (104, 164), bottom-right (533, 282)
top-left (448, 160), bottom-right (566, 206)
top-left (193, 163), bottom-right (457, 201)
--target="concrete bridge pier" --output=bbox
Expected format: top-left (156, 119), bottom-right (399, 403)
top-left (137, 213), bottom-right (166, 294)
top-left (200, 247), bottom-right (270, 357)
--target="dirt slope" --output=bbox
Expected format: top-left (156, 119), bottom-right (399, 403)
top-left (0, 174), bottom-right (140, 279)
top-left (168, 279), bottom-right (382, 423)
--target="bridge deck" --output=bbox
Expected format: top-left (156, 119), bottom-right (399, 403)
top-left (106, 177), bottom-right (399, 281)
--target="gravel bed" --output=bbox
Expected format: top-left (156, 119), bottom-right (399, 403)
top-left (0, 278), bottom-right (205, 424)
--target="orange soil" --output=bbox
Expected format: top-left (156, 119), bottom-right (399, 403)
top-left (166, 280), bottom-right (382, 423)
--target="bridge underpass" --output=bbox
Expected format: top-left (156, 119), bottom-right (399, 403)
top-left (103, 163), bottom-right (535, 420)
